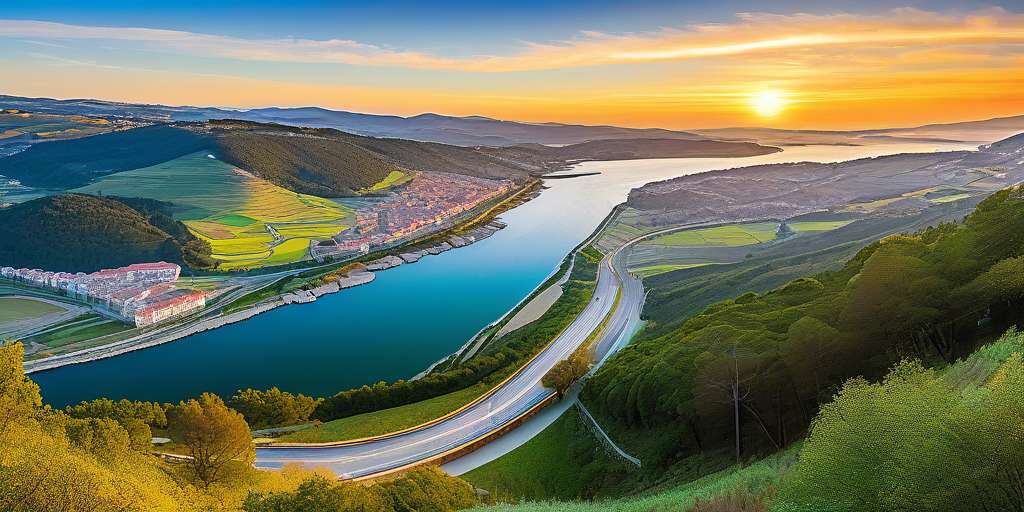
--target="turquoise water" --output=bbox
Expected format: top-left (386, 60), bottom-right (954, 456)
top-left (32, 142), bottom-right (974, 407)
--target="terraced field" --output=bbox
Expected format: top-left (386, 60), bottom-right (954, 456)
top-left (74, 151), bottom-right (355, 270)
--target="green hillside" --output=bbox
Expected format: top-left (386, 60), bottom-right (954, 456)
top-left (0, 125), bottom-right (209, 189)
top-left (212, 127), bottom-right (399, 196)
top-left (583, 188), bottom-right (1024, 474)
top-left (0, 194), bottom-right (212, 272)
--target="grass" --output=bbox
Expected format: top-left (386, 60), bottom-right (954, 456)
top-left (645, 223), bottom-right (779, 248)
top-left (27, 319), bottom-right (132, 348)
top-left (471, 447), bottom-right (797, 512)
top-left (633, 263), bottom-right (711, 278)
top-left (0, 297), bottom-right (65, 323)
top-left (787, 220), bottom-right (854, 232)
top-left (276, 384), bottom-right (490, 443)
top-left (463, 405), bottom-right (621, 502)
top-left (73, 151), bottom-right (354, 270)
top-left (359, 170), bottom-right (412, 193)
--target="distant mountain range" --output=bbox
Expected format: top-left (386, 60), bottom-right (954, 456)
top-left (3, 93), bottom-right (1020, 148)
top-left (0, 95), bottom-right (704, 147)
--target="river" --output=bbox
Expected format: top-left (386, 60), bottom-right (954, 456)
top-left (32, 141), bottom-right (976, 407)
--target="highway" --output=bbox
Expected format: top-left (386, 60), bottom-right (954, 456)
top-left (254, 235), bottom-right (647, 479)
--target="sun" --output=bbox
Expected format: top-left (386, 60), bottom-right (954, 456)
top-left (750, 90), bottom-right (787, 118)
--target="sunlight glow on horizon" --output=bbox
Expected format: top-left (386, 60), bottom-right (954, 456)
top-left (1, 6), bottom-right (1023, 130)
top-left (750, 91), bottom-right (788, 119)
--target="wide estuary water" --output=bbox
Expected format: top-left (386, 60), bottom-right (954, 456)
top-left (33, 142), bottom-right (974, 407)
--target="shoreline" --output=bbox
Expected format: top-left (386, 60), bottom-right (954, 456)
top-left (21, 181), bottom-right (539, 375)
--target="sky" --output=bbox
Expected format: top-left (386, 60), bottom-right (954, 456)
top-left (2, 0), bottom-right (1024, 130)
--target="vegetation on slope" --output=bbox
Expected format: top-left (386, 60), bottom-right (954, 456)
top-left (583, 186), bottom-right (1024, 473)
top-left (0, 194), bottom-right (213, 273)
top-left (462, 405), bottom-right (626, 502)
top-left (0, 125), bottom-right (209, 188)
top-left (212, 127), bottom-right (398, 196)
top-left (773, 332), bottom-right (1024, 512)
top-left (0, 341), bottom-right (479, 512)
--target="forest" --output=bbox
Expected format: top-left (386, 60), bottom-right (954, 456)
top-left (584, 186), bottom-right (1024, 470)
top-left (0, 194), bottom-right (213, 273)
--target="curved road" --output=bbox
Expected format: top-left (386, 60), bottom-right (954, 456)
top-left (255, 235), bottom-right (646, 479)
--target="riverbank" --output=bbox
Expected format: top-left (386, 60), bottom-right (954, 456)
top-left (24, 182), bottom-right (539, 375)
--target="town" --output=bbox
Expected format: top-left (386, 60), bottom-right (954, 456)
top-left (1, 262), bottom-right (206, 328)
top-left (313, 171), bottom-right (514, 260)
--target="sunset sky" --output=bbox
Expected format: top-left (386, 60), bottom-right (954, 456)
top-left (3, 1), bottom-right (1024, 130)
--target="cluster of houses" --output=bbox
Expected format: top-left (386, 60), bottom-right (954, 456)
top-left (1, 262), bottom-right (206, 327)
top-left (311, 172), bottom-right (514, 261)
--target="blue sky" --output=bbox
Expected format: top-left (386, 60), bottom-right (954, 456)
top-left (2, 1), bottom-right (1023, 129)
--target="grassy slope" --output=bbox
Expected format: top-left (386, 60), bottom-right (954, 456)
top-left (276, 384), bottom-right (489, 443)
top-left (76, 151), bottom-right (354, 270)
top-left (471, 334), bottom-right (1024, 512)
top-left (0, 125), bottom-right (209, 188)
top-left (471, 447), bottom-right (797, 512)
top-left (463, 405), bottom-right (624, 502)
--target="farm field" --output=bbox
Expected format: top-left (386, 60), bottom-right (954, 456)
top-left (634, 262), bottom-right (711, 278)
top-left (789, 220), bottom-right (855, 232)
top-left (74, 152), bottom-right (355, 270)
top-left (359, 170), bottom-right (413, 194)
top-left (0, 297), bottom-right (65, 323)
top-left (0, 111), bottom-right (115, 140)
top-left (644, 222), bottom-right (779, 248)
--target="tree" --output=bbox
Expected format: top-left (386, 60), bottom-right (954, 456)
top-left (542, 351), bottom-right (591, 396)
top-left (0, 341), bottom-right (41, 437)
top-left (782, 317), bottom-right (840, 402)
top-left (167, 393), bottom-right (255, 487)
top-left (695, 339), bottom-right (775, 464)
top-left (229, 387), bottom-right (319, 429)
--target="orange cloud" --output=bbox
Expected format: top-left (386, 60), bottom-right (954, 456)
top-left (3, 7), bottom-right (1024, 130)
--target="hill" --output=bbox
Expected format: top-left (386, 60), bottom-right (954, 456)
top-left (582, 184), bottom-right (1024, 477)
top-left (202, 119), bottom-right (540, 190)
top-left (0, 194), bottom-right (212, 273)
top-left (0, 94), bottom-right (704, 146)
top-left (0, 125), bottom-right (209, 189)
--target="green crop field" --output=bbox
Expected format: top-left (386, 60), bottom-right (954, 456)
top-left (73, 151), bottom-right (355, 270)
top-left (634, 263), bottom-right (711, 278)
top-left (0, 297), bottom-right (65, 323)
top-left (276, 384), bottom-right (489, 443)
top-left (359, 170), bottom-right (412, 193)
top-left (645, 223), bottom-right (779, 248)
top-left (788, 220), bottom-right (854, 232)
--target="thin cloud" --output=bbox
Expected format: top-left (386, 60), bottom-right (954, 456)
top-left (1, 8), bottom-right (1023, 72)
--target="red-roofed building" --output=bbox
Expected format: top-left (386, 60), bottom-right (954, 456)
top-left (133, 291), bottom-right (206, 327)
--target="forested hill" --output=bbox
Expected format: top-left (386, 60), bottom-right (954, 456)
top-left (0, 119), bottom-right (542, 195)
top-left (202, 120), bottom-right (541, 191)
top-left (0, 194), bottom-right (213, 273)
top-left (583, 185), bottom-right (1024, 469)
top-left (0, 125), bottom-right (209, 189)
